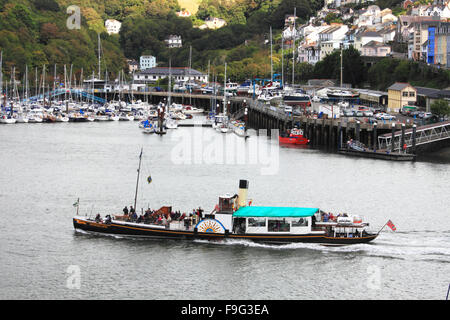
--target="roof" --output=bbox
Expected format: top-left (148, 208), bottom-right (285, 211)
top-left (233, 206), bottom-right (319, 218)
top-left (137, 67), bottom-right (205, 76)
top-left (363, 40), bottom-right (389, 48)
top-left (387, 82), bottom-right (415, 91)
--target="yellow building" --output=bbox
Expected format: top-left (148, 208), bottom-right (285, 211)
top-left (387, 83), bottom-right (417, 113)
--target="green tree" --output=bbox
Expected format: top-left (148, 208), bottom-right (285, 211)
top-left (430, 99), bottom-right (450, 118)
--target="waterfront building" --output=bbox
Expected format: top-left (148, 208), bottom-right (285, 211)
top-left (387, 82), bottom-right (417, 112)
top-left (133, 67), bottom-right (208, 84)
top-left (140, 55), bottom-right (156, 70)
top-left (105, 19), bottom-right (122, 35)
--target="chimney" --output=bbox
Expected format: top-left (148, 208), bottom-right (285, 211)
top-left (238, 180), bottom-right (249, 208)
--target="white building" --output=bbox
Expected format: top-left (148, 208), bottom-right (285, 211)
top-left (134, 67), bottom-right (208, 84)
top-left (105, 19), bottom-right (122, 35)
top-left (354, 30), bottom-right (383, 52)
top-left (140, 56), bottom-right (156, 70)
top-left (318, 25), bottom-right (348, 60)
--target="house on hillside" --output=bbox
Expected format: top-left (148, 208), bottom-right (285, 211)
top-left (105, 19), bottom-right (121, 35)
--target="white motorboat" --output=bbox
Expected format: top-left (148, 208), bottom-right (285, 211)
top-left (56, 113), bottom-right (69, 122)
top-left (165, 118), bottom-right (178, 129)
top-left (119, 113), bottom-right (134, 121)
top-left (183, 106), bottom-right (204, 115)
top-left (233, 123), bottom-right (249, 138)
top-left (0, 114), bottom-right (16, 124)
top-left (95, 113), bottom-right (110, 121)
top-left (108, 113), bottom-right (120, 121)
top-left (27, 110), bottom-right (44, 123)
top-left (15, 113), bottom-right (29, 123)
top-left (142, 126), bottom-right (155, 134)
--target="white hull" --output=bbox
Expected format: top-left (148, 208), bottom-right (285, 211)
top-left (95, 115), bottom-right (110, 121)
top-left (119, 115), bottom-right (134, 121)
top-left (0, 118), bottom-right (16, 124)
top-left (16, 116), bottom-right (29, 123)
top-left (142, 127), bottom-right (155, 134)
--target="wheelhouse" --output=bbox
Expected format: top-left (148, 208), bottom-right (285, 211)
top-left (232, 206), bottom-right (319, 235)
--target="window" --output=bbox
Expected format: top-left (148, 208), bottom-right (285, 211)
top-left (409, 91), bottom-right (415, 97)
top-left (402, 91), bottom-right (409, 97)
top-left (268, 219), bottom-right (290, 232)
top-left (291, 217), bottom-right (308, 227)
top-left (248, 218), bottom-right (266, 227)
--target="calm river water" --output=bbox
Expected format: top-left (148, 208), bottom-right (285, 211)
top-left (0, 118), bottom-right (449, 300)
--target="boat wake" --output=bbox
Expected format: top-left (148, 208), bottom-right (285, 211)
top-left (194, 231), bottom-right (450, 263)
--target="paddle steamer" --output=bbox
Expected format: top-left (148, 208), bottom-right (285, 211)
top-left (73, 179), bottom-right (380, 245)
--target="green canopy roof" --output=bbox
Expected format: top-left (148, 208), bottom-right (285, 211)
top-left (233, 206), bottom-right (319, 218)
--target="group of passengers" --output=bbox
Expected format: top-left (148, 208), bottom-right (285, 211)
top-left (321, 212), bottom-right (348, 222)
top-left (119, 205), bottom-right (205, 228)
top-left (94, 206), bottom-right (206, 228)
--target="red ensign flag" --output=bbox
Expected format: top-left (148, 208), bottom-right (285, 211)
top-left (387, 220), bottom-right (396, 231)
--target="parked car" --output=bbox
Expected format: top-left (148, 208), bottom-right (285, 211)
top-left (375, 113), bottom-right (396, 120)
top-left (344, 110), bottom-right (355, 117)
top-left (423, 112), bottom-right (433, 119)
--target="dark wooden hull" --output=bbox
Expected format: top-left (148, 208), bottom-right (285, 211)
top-left (73, 218), bottom-right (378, 245)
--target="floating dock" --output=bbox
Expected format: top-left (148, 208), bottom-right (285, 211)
top-left (338, 148), bottom-right (416, 161)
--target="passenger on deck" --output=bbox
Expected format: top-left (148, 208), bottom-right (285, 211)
top-left (323, 212), bottom-right (329, 222)
top-left (329, 212), bottom-right (334, 221)
top-left (179, 213), bottom-right (186, 221)
top-left (95, 214), bottom-right (101, 223)
top-left (123, 206), bottom-right (129, 215)
top-left (105, 215), bottom-right (111, 224)
top-left (136, 215), bottom-right (143, 223)
top-left (130, 206), bottom-right (135, 215)
top-left (130, 211), bottom-right (137, 221)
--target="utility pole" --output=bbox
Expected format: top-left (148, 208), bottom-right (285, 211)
top-left (340, 43), bottom-right (343, 88)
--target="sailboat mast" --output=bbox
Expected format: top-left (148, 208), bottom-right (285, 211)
top-left (270, 25), bottom-right (273, 81)
top-left (189, 45), bottom-right (192, 106)
top-left (0, 51), bottom-right (3, 102)
top-left (168, 58), bottom-right (172, 108)
top-left (223, 62), bottom-right (227, 115)
top-left (281, 32), bottom-right (284, 88)
top-left (133, 148), bottom-right (143, 211)
top-left (98, 33), bottom-right (101, 80)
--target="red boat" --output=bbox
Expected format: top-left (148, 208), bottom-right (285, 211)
top-left (279, 128), bottom-right (309, 145)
